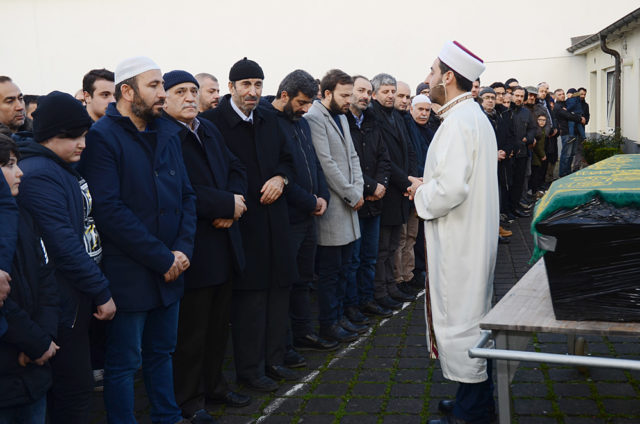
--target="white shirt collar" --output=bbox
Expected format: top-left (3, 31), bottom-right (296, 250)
top-left (230, 97), bottom-right (254, 123)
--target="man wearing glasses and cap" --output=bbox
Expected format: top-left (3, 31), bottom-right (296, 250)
top-left (407, 41), bottom-right (499, 424)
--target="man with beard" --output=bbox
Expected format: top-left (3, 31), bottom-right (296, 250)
top-left (509, 86), bottom-right (536, 218)
top-left (553, 88), bottom-right (583, 177)
top-left (369, 73), bottom-right (416, 310)
top-left (162, 70), bottom-right (250, 423)
top-left (407, 40), bottom-right (498, 424)
top-left (0, 77), bottom-right (32, 134)
top-left (200, 58), bottom-right (296, 392)
top-left (261, 69), bottom-right (338, 362)
top-left (305, 69), bottom-right (365, 343)
top-left (345, 75), bottom-right (392, 320)
top-left (78, 56), bottom-right (197, 423)
top-left (195, 73), bottom-right (220, 112)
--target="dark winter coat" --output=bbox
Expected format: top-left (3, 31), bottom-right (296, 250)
top-left (346, 109), bottom-right (390, 218)
top-left (259, 100), bottom-right (330, 224)
top-left (0, 207), bottom-right (58, 408)
top-left (403, 114), bottom-right (433, 176)
top-left (200, 95), bottom-right (295, 290)
top-left (166, 114), bottom-right (247, 289)
top-left (485, 108), bottom-right (515, 155)
top-left (553, 100), bottom-right (583, 136)
top-left (369, 101), bottom-right (416, 226)
top-left (510, 104), bottom-right (537, 158)
top-left (16, 136), bottom-right (111, 326)
top-left (78, 103), bottom-right (197, 312)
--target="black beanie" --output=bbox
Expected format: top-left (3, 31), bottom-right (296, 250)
top-left (163, 70), bottom-right (199, 91)
top-left (229, 57), bottom-right (264, 82)
top-left (32, 91), bottom-right (92, 143)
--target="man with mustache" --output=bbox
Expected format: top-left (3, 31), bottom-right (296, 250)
top-left (0, 76), bottom-right (32, 134)
top-left (78, 56), bottom-right (197, 423)
top-left (305, 69), bottom-right (365, 343)
top-left (162, 70), bottom-right (250, 423)
top-left (260, 70), bottom-right (338, 363)
top-left (344, 75), bottom-right (392, 320)
top-left (195, 73), bottom-right (220, 112)
top-left (200, 58), bottom-right (296, 392)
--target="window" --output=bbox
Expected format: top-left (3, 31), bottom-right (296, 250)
top-left (606, 70), bottom-right (615, 128)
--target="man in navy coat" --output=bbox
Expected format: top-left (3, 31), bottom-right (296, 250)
top-left (78, 57), bottom-right (197, 424)
top-left (200, 58), bottom-right (296, 392)
top-left (162, 70), bottom-right (250, 422)
top-left (0, 171), bottom-right (17, 336)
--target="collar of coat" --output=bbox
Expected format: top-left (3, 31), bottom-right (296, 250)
top-left (217, 94), bottom-right (265, 128)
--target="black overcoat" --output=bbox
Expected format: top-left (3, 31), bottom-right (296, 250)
top-left (200, 95), bottom-right (295, 290)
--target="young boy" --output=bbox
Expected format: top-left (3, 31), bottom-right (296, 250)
top-left (530, 113), bottom-right (548, 197)
top-left (0, 133), bottom-right (59, 423)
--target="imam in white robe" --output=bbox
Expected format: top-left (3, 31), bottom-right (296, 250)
top-left (414, 93), bottom-right (499, 383)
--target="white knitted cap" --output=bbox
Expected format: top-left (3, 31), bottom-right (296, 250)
top-left (115, 56), bottom-right (161, 84)
top-left (412, 94), bottom-right (431, 106)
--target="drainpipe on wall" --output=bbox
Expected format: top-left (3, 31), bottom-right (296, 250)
top-left (599, 33), bottom-right (622, 138)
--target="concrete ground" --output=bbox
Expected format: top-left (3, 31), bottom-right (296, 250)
top-left (90, 216), bottom-right (640, 423)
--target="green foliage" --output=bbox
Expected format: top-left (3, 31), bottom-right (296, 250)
top-left (582, 133), bottom-right (624, 164)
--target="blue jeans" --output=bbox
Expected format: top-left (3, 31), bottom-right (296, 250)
top-left (104, 301), bottom-right (182, 424)
top-left (0, 396), bottom-right (46, 424)
top-left (559, 135), bottom-right (576, 177)
top-left (316, 242), bottom-right (354, 328)
top-left (345, 215), bottom-right (380, 307)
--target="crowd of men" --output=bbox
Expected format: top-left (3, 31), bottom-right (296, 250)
top-left (0, 46), bottom-right (590, 424)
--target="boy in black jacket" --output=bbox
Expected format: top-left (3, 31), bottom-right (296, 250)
top-left (0, 133), bottom-right (59, 423)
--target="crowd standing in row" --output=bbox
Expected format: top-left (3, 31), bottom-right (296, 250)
top-left (0, 40), bottom-right (591, 424)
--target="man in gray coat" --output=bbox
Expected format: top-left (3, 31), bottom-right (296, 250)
top-left (305, 69), bottom-right (365, 343)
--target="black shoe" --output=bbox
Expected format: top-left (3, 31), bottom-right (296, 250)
top-left (344, 306), bottom-right (370, 325)
top-left (208, 391), bottom-right (252, 408)
top-left (438, 399), bottom-right (455, 414)
top-left (284, 348), bottom-right (307, 368)
top-left (188, 409), bottom-right (216, 424)
top-left (408, 275), bottom-right (426, 291)
top-left (266, 365), bottom-right (298, 381)
top-left (360, 300), bottom-right (393, 317)
top-left (237, 375), bottom-right (279, 392)
top-left (514, 208), bottom-right (531, 218)
top-left (498, 235), bottom-right (510, 244)
top-left (388, 286), bottom-right (416, 302)
top-left (398, 281), bottom-right (421, 295)
top-left (340, 316), bottom-right (369, 334)
top-left (376, 295), bottom-right (402, 310)
top-left (320, 322), bottom-right (358, 343)
top-left (293, 333), bottom-right (339, 351)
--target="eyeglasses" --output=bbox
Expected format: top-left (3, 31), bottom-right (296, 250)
top-left (537, 117), bottom-right (547, 122)
top-left (481, 95), bottom-right (496, 101)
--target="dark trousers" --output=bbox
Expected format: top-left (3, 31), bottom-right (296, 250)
top-left (47, 293), bottom-right (93, 424)
top-left (374, 224), bottom-right (401, 299)
top-left (345, 215), bottom-right (381, 307)
top-left (316, 243), bottom-right (354, 328)
top-left (413, 219), bottom-right (426, 283)
top-left (509, 156), bottom-right (529, 212)
top-left (453, 360), bottom-right (495, 424)
top-left (89, 317), bottom-right (106, 370)
top-left (173, 281), bottom-right (232, 417)
top-left (497, 160), bottom-right (509, 214)
top-left (530, 162), bottom-right (548, 193)
top-left (231, 286), bottom-right (290, 381)
top-left (289, 219), bottom-right (317, 338)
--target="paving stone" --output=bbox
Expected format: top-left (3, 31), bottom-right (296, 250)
top-left (351, 383), bottom-right (387, 397)
top-left (552, 382), bottom-right (592, 397)
top-left (587, 368), bottom-right (628, 382)
top-left (397, 357), bottom-right (429, 369)
top-left (399, 346), bottom-right (429, 358)
top-left (515, 417), bottom-right (557, 424)
top-left (304, 397), bottom-right (342, 413)
top-left (513, 368), bottom-right (545, 382)
top-left (595, 382), bottom-right (637, 397)
top-left (271, 397), bottom-right (306, 413)
top-left (343, 397), bottom-right (383, 413)
top-left (513, 398), bottom-right (553, 415)
top-left (319, 369), bottom-right (352, 382)
top-left (547, 367), bottom-right (584, 382)
top-left (557, 397), bottom-right (600, 415)
top-left (611, 343), bottom-right (640, 354)
top-left (362, 356), bottom-right (395, 368)
top-left (381, 413), bottom-right (422, 423)
top-left (395, 368), bottom-right (429, 383)
top-left (366, 347), bottom-right (399, 357)
top-left (602, 398), bottom-right (640, 414)
top-left (389, 383), bottom-right (425, 397)
top-left (216, 415), bottom-right (259, 424)
top-left (563, 416), bottom-right (605, 424)
top-left (385, 397), bottom-right (424, 413)
top-left (339, 414), bottom-right (381, 424)
top-left (511, 382), bottom-right (549, 397)
top-left (297, 414), bottom-right (335, 424)
top-left (429, 383), bottom-right (457, 397)
top-left (358, 368), bottom-right (392, 382)
top-left (312, 383), bottom-right (349, 397)
top-left (332, 357), bottom-right (362, 369)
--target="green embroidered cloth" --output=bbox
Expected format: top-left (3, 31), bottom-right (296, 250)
top-left (530, 154), bottom-right (640, 262)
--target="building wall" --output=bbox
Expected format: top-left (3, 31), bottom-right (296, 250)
top-left (579, 28), bottom-right (640, 152)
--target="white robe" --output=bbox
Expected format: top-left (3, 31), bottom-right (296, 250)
top-left (414, 93), bottom-right (499, 383)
